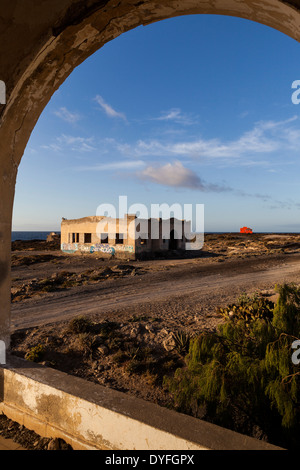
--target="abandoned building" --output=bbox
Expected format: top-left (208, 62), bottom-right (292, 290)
top-left (61, 215), bottom-right (194, 259)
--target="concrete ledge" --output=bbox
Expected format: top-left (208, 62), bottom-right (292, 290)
top-left (0, 356), bottom-right (283, 450)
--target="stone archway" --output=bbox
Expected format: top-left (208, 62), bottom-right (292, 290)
top-left (1, 0), bottom-right (300, 347)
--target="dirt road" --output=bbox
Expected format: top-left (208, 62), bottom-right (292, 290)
top-left (11, 252), bottom-right (300, 332)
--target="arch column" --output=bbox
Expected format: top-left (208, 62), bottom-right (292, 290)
top-left (0, 151), bottom-right (17, 350)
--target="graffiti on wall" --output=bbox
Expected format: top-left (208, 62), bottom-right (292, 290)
top-left (61, 243), bottom-right (78, 253)
top-left (114, 244), bottom-right (134, 253)
top-left (61, 243), bottom-right (134, 255)
top-left (90, 244), bottom-right (115, 255)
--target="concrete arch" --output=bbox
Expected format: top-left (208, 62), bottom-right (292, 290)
top-left (1, 0), bottom-right (300, 345)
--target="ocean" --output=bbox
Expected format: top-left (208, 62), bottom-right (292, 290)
top-left (12, 231), bottom-right (60, 242)
top-left (11, 231), bottom-right (298, 242)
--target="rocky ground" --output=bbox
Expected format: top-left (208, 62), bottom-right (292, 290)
top-left (10, 231), bottom-right (300, 405)
top-left (11, 312), bottom-right (196, 409)
top-left (11, 232), bottom-right (300, 300)
top-left (0, 413), bottom-right (73, 450)
top-left (5, 232), bottom-right (300, 449)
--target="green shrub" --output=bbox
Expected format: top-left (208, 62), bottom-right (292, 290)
top-left (216, 293), bottom-right (274, 323)
top-left (68, 316), bottom-right (92, 334)
top-left (125, 344), bottom-right (142, 361)
top-left (25, 344), bottom-right (45, 363)
top-left (173, 330), bottom-right (193, 355)
top-left (164, 284), bottom-right (300, 449)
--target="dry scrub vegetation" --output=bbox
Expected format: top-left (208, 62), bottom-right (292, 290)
top-left (11, 284), bottom-right (300, 450)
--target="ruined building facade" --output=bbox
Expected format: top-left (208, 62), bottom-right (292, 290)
top-left (61, 215), bottom-right (194, 259)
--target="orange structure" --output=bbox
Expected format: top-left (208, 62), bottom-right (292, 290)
top-left (240, 227), bottom-right (253, 234)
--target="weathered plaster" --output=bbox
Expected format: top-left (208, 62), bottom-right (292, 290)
top-left (0, 356), bottom-right (284, 450)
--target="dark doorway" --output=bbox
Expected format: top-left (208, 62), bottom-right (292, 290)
top-left (169, 230), bottom-right (178, 250)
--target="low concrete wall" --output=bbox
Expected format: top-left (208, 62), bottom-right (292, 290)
top-left (0, 356), bottom-right (283, 450)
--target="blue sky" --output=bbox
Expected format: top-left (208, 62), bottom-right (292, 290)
top-left (12, 14), bottom-right (300, 232)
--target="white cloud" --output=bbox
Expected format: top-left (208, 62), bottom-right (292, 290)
top-left (41, 143), bottom-right (63, 152)
top-left (76, 160), bottom-right (145, 171)
top-left (115, 116), bottom-right (300, 167)
top-left (156, 109), bottom-right (182, 121)
top-left (239, 111), bottom-right (250, 119)
top-left (95, 95), bottom-right (127, 121)
top-left (41, 134), bottom-right (96, 153)
top-left (153, 108), bottom-right (198, 125)
top-left (54, 107), bottom-right (80, 124)
top-left (58, 134), bottom-right (96, 152)
top-left (138, 161), bottom-right (230, 192)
